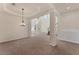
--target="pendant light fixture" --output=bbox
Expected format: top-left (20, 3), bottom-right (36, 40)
top-left (20, 8), bottom-right (26, 26)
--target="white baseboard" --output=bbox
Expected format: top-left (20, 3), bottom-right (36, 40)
top-left (57, 37), bottom-right (79, 44)
top-left (0, 36), bottom-right (29, 43)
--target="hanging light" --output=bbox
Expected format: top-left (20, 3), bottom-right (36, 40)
top-left (20, 8), bottom-right (26, 26)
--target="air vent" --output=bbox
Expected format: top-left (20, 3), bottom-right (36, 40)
top-left (11, 3), bottom-right (16, 6)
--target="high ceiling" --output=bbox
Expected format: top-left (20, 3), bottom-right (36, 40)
top-left (3, 3), bottom-right (51, 18)
top-left (1, 3), bottom-right (79, 18)
top-left (54, 3), bottom-right (79, 14)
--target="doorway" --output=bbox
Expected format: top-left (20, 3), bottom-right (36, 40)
top-left (31, 14), bottom-right (50, 36)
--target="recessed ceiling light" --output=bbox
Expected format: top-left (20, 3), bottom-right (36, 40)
top-left (11, 3), bottom-right (16, 6)
top-left (66, 7), bottom-right (71, 10)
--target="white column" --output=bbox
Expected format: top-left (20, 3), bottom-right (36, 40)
top-left (49, 8), bottom-right (57, 46)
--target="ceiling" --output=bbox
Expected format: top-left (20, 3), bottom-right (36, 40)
top-left (3, 3), bottom-right (51, 18)
top-left (1, 3), bottom-right (79, 18)
top-left (53, 3), bottom-right (79, 14)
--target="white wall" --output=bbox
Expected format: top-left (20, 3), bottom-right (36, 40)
top-left (0, 11), bottom-right (28, 42)
top-left (60, 11), bottom-right (79, 31)
top-left (58, 10), bottom-right (79, 43)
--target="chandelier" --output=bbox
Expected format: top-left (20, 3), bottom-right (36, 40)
top-left (20, 8), bottom-right (26, 26)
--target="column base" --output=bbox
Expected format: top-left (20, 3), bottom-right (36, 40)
top-left (49, 42), bottom-right (57, 47)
